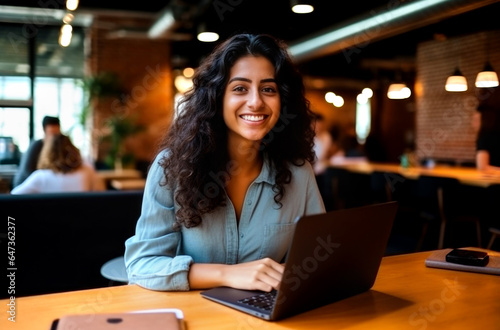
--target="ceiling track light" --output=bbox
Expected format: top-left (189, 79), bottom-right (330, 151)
top-left (290, 0), bottom-right (314, 14)
top-left (445, 67), bottom-right (468, 92)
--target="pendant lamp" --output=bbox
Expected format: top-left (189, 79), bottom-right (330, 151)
top-left (475, 62), bottom-right (499, 88)
top-left (197, 20), bottom-right (219, 43)
top-left (387, 83), bottom-right (411, 99)
top-left (290, 0), bottom-right (314, 14)
top-left (445, 67), bottom-right (468, 92)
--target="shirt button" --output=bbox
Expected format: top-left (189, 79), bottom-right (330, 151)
top-left (247, 200), bottom-right (252, 205)
top-left (240, 233), bottom-right (244, 238)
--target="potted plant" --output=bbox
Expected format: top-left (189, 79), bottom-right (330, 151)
top-left (102, 115), bottom-right (144, 170)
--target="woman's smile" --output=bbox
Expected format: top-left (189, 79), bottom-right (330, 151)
top-left (240, 114), bottom-right (269, 123)
top-left (223, 55), bottom-right (281, 146)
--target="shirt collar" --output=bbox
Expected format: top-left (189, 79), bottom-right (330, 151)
top-left (254, 152), bottom-right (275, 185)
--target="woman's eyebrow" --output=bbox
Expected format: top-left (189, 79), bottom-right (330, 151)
top-left (228, 77), bottom-right (277, 84)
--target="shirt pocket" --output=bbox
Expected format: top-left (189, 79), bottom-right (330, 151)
top-left (258, 223), bottom-right (296, 261)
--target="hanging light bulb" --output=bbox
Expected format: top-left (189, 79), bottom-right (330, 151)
top-left (445, 67), bottom-right (467, 92)
top-left (66, 0), bottom-right (79, 11)
top-left (59, 24), bottom-right (73, 47)
top-left (475, 62), bottom-right (499, 88)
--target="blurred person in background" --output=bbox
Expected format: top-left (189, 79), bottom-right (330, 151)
top-left (476, 87), bottom-right (500, 175)
top-left (13, 115), bottom-right (61, 187)
top-left (10, 134), bottom-right (104, 194)
top-left (312, 113), bottom-right (334, 176)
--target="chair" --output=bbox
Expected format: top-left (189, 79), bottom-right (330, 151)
top-left (370, 171), bottom-right (393, 203)
top-left (327, 167), bottom-right (370, 210)
top-left (100, 256), bottom-right (128, 285)
top-left (487, 227), bottom-right (500, 250)
top-left (369, 171), bottom-right (410, 203)
top-left (484, 184), bottom-right (500, 250)
top-left (415, 175), bottom-right (482, 251)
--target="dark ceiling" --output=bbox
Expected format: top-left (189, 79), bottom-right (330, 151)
top-left (2, 0), bottom-right (500, 86)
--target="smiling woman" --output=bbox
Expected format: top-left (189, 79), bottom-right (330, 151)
top-left (223, 56), bottom-right (281, 153)
top-left (124, 33), bottom-right (325, 293)
top-left (222, 55), bottom-right (282, 219)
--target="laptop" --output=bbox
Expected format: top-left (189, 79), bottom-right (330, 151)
top-left (200, 201), bottom-right (398, 321)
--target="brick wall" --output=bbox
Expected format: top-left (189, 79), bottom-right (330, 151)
top-left (86, 15), bottom-right (174, 166)
top-left (415, 30), bottom-right (500, 165)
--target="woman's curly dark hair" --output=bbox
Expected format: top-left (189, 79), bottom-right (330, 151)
top-left (158, 33), bottom-right (316, 228)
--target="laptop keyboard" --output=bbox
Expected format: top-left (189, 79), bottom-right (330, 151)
top-left (238, 290), bottom-right (277, 312)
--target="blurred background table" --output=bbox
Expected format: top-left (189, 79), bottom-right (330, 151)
top-left (97, 169), bottom-right (143, 190)
top-left (330, 162), bottom-right (500, 188)
top-left (110, 178), bottom-right (146, 190)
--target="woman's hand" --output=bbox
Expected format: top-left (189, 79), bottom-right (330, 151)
top-left (189, 258), bottom-right (284, 292)
top-left (221, 258), bottom-right (284, 292)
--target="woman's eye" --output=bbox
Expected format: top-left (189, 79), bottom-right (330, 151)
top-left (262, 86), bottom-right (277, 93)
top-left (232, 86), bottom-right (246, 92)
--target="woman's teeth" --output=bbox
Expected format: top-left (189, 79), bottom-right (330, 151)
top-left (241, 115), bottom-right (265, 121)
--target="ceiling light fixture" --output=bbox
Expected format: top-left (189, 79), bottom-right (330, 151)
top-left (66, 0), bottom-right (79, 11)
top-left (62, 13), bottom-right (74, 24)
top-left (445, 67), bottom-right (468, 92)
top-left (197, 31), bottom-right (219, 42)
top-left (475, 62), bottom-right (499, 88)
top-left (290, 0), bottom-right (314, 14)
top-left (324, 91), bottom-right (343, 107)
top-left (197, 23), bottom-right (219, 42)
top-left (387, 83), bottom-right (411, 99)
top-left (362, 88), bottom-right (374, 98)
top-left (59, 24), bottom-right (73, 47)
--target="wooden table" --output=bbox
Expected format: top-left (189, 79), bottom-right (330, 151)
top-left (2, 250), bottom-right (499, 329)
top-left (110, 178), bottom-right (146, 190)
top-left (96, 169), bottom-right (142, 180)
top-left (96, 169), bottom-right (143, 189)
top-left (331, 162), bottom-right (500, 188)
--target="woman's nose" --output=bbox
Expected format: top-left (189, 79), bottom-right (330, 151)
top-left (247, 89), bottom-right (263, 110)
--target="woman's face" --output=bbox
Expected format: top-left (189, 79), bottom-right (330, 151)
top-left (223, 55), bottom-right (281, 147)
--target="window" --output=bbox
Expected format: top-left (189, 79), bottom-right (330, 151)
top-left (0, 107), bottom-right (30, 152)
top-left (355, 98), bottom-right (371, 145)
top-left (33, 77), bottom-right (85, 148)
top-left (0, 23), bottom-right (85, 156)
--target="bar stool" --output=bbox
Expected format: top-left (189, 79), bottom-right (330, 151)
top-left (100, 256), bottom-right (128, 285)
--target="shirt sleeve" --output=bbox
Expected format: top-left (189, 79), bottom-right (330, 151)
top-left (124, 151), bottom-right (193, 291)
top-left (12, 140), bottom-right (43, 187)
top-left (303, 161), bottom-right (327, 215)
top-left (476, 130), bottom-right (492, 152)
top-left (10, 170), bottom-right (43, 194)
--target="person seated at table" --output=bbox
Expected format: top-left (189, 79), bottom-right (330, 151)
top-left (124, 33), bottom-right (325, 292)
top-left (312, 113), bottom-right (334, 175)
top-left (10, 134), bottom-right (104, 194)
top-left (475, 87), bottom-right (500, 175)
top-left (13, 115), bottom-right (61, 187)
top-left (330, 123), bottom-right (367, 165)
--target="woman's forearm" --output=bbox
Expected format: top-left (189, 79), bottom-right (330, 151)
top-left (188, 263), bottom-right (226, 289)
top-left (188, 259), bottom-right (284, 291)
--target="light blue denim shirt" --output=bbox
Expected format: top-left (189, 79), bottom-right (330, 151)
top-left (124, 150), bottom-right (325, 291)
